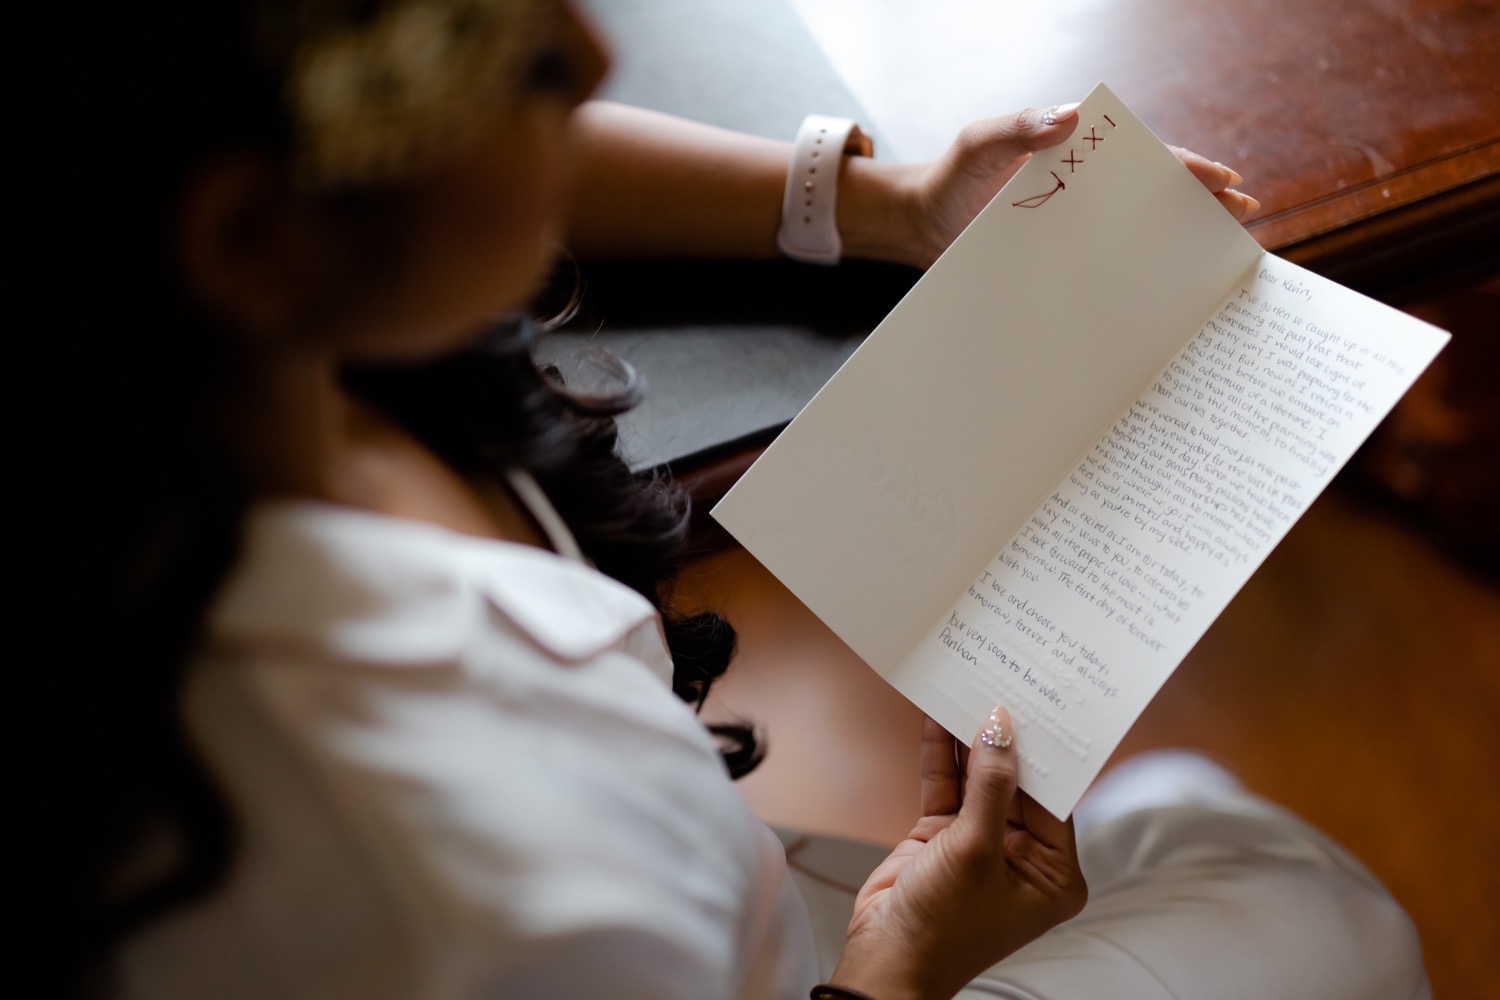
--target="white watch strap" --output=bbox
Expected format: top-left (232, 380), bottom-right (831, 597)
top-left (776, 115), bottom-right (873, 265)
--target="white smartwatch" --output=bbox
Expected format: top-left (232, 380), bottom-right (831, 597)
top-left (776, 115), bottom-right (874, 265)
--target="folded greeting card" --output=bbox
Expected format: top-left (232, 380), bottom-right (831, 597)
top-left (712, 83), bottom-right (1449, 819)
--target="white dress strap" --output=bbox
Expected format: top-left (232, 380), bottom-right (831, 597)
top-left (504, 467), bottom-right (587, 564)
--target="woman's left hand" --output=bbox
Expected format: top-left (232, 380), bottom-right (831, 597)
top-left (842, 105), bottom-right (1258, 269)
top-left (1166, 144), bottom-right (1260, 222)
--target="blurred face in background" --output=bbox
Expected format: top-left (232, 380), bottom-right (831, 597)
top-left (183, 0), bottom-right (608, 362)
top-left (334, 1), bottom-right (609, 360)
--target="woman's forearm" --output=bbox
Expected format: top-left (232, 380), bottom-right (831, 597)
top-left (563, 101), bottom-right (790, 260)
top-left (563, 101), bottom-right (920, 264)
top-left (562, 102), bottom-right (1253, 269)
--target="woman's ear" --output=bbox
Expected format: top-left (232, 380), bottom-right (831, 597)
top-left (175, 154), bottom-right (318, 341)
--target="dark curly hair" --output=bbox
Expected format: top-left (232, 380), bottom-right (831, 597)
top-left (16, 2), bottom-right (756, 995)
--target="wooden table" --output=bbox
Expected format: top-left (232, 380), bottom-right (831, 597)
top-left (793, 0), bottom-right (1500, 301)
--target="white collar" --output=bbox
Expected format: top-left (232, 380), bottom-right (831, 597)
top-left (209, 499), bottom-right (660, 668)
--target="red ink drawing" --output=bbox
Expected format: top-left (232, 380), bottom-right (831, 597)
top-left (1083, 126), bottom-right (1104, 150)
top-left (1062, 150), bottom-right (1083, 172)
top-left (1012, 171), bottom-right (1065, 208)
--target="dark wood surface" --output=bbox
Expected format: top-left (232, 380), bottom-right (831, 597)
top-left (1083, 0), bottom-right (1500, 297)
top-left (820, 0), bottom-right (1500, 301)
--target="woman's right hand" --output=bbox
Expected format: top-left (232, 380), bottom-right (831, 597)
top-left (827, 708), bottom-right (1087, 1000)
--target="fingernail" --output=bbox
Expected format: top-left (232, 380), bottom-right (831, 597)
top-left (1231, 190), bottom-right (1262, 213)
top-left (980, 705), bottom-right (1014, 749)
top-left (1215, 161), bottom-right (1245, 187)
top-left (1042, 102), bottom-right (1081, 126)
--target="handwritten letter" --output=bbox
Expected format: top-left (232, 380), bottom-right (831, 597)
top-left (889, 259), bottom-right (1444, 813)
